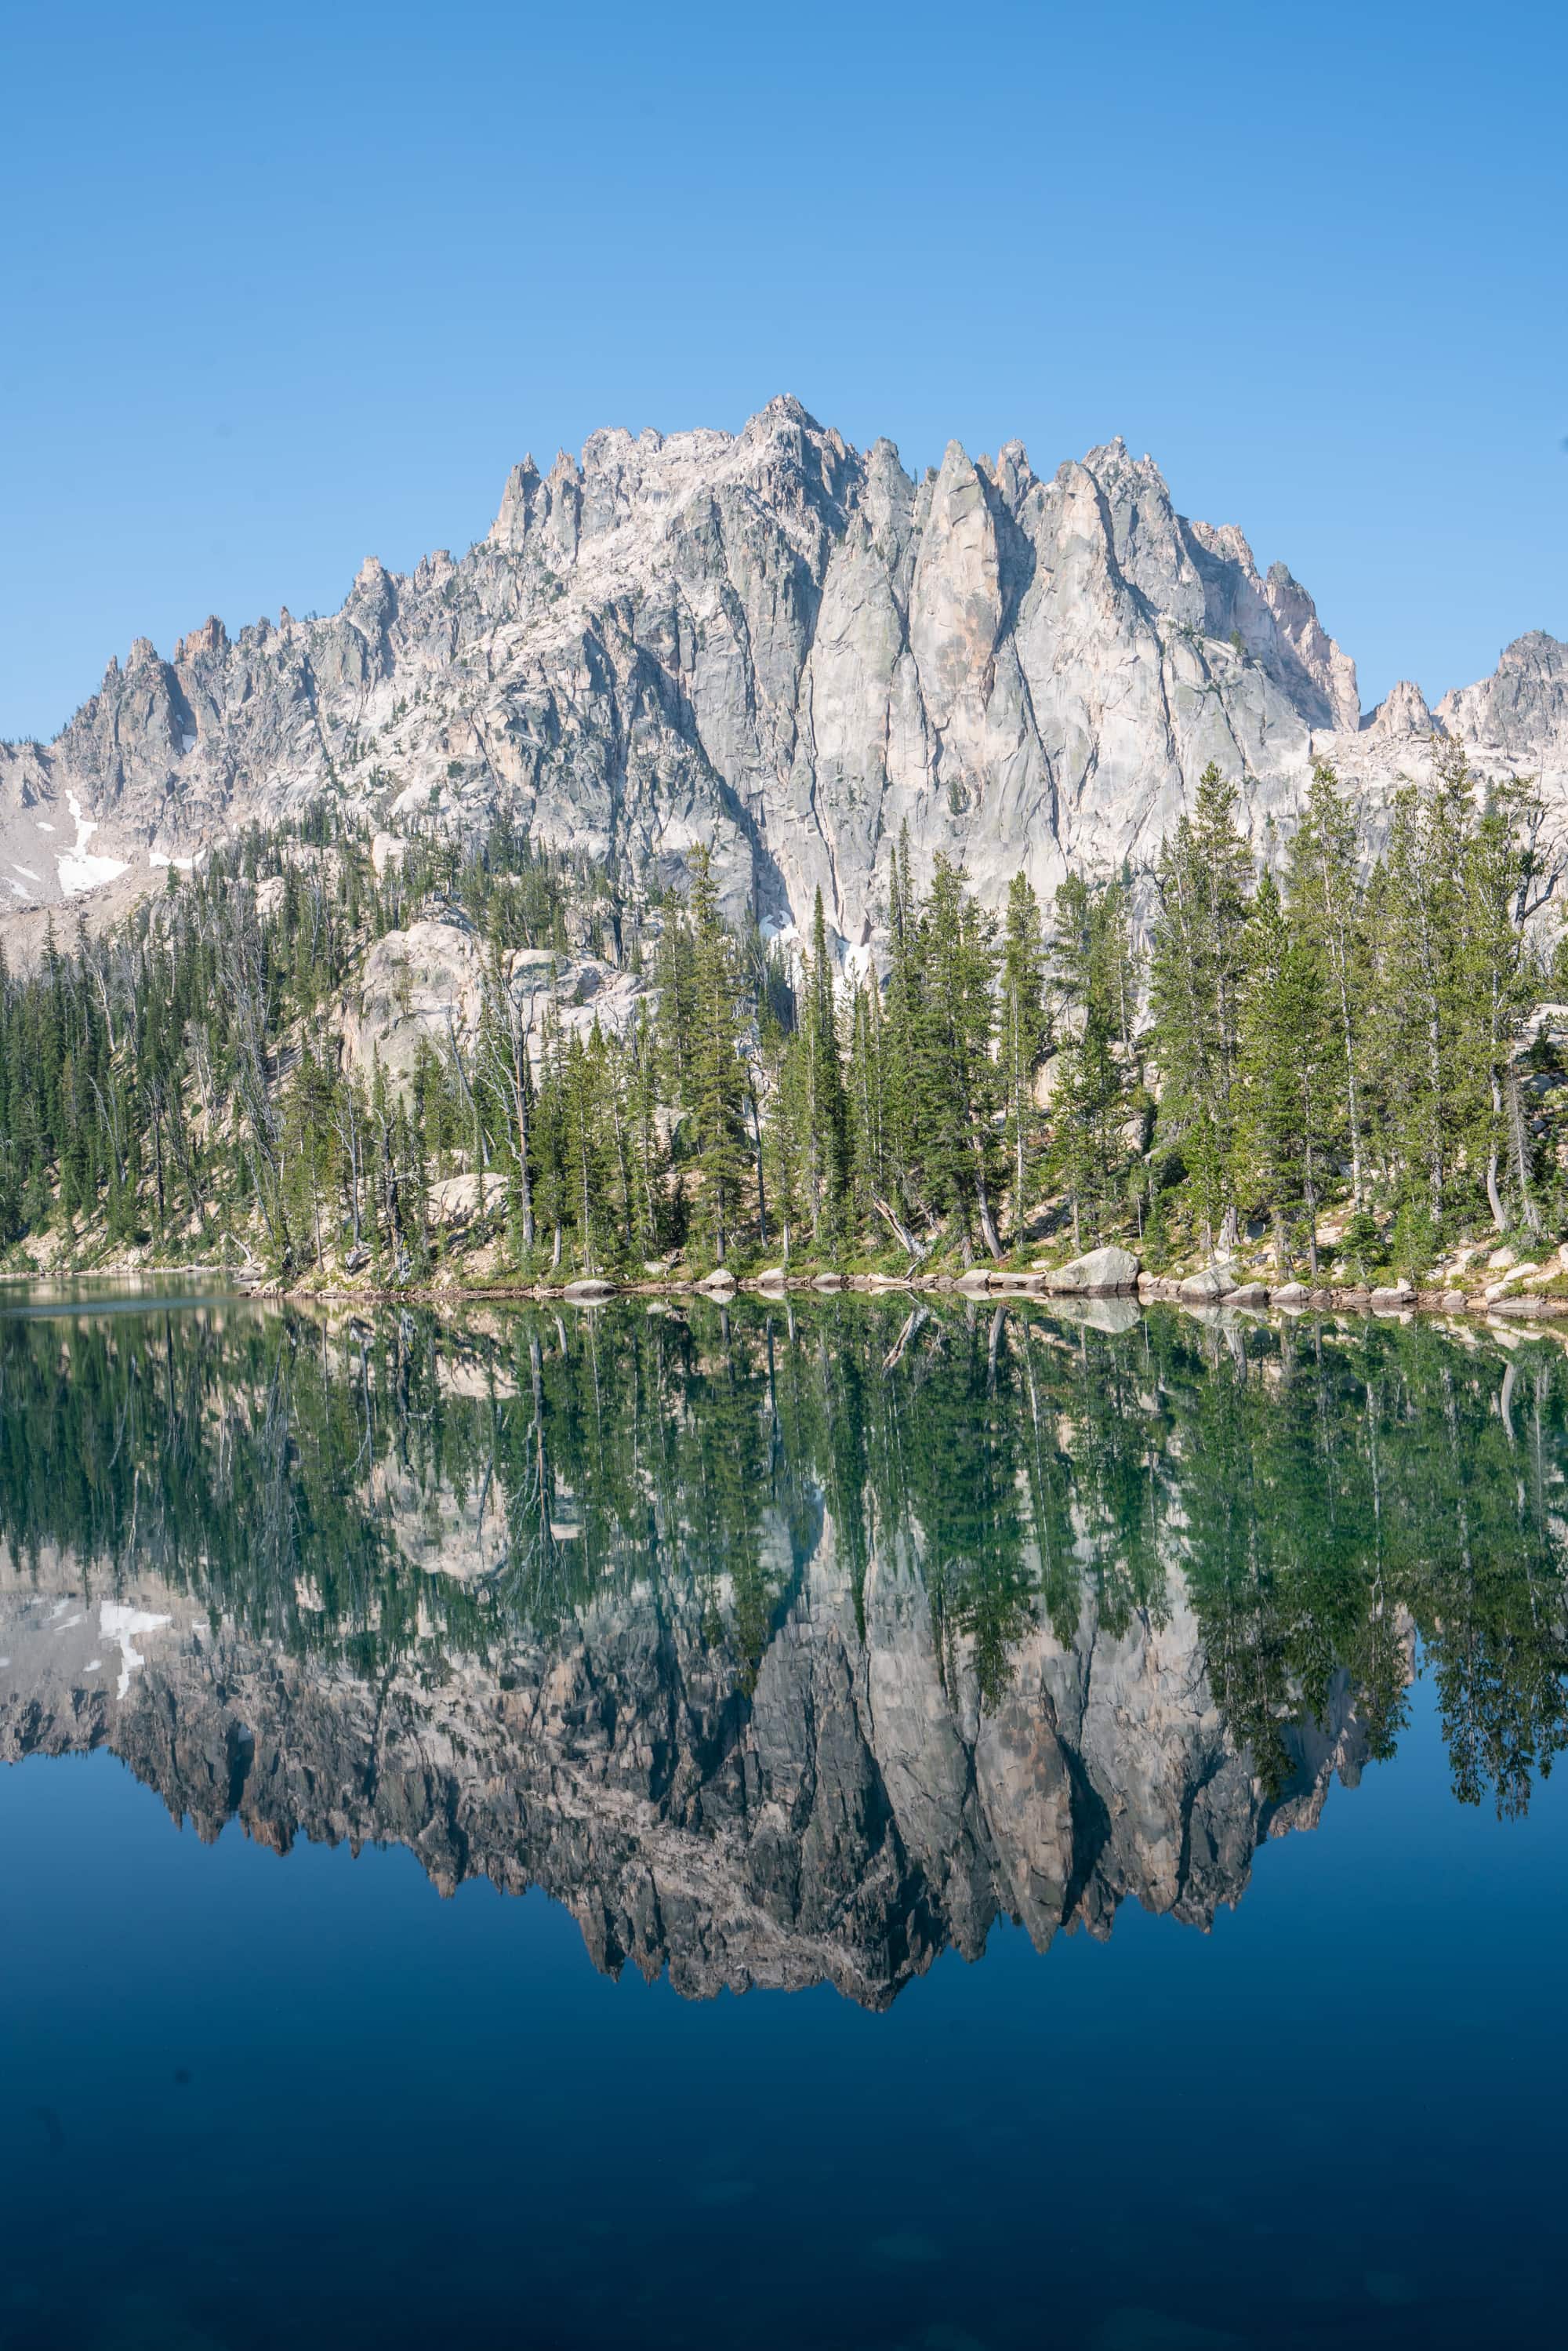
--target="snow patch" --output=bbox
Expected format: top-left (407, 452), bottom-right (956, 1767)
top-left (35, 821), bottom-right (54, 833)
top-left (99, 1601), bottom-right (172, 1700)
top-left (58, 794), bottom-right (129, 895)
top-left (9, 881), bottom-right (29, 899)
top-left (180, 732), bottom-right (197, 754)
top-left (13, 863), bottom-right (39, 881)
top-left (149, 850), bottom-right (195, 871)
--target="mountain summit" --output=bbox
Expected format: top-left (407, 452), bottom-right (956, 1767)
top-left (2, 398), bottom-right (1563, 948)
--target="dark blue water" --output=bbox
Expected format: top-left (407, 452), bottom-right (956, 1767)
top-left (2, 1293), bottom-right (1566, 2348)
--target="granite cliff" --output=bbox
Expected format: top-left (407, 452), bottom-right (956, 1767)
top-left (2, 398), bottom-right (1563, 950)
top-left (0, 1528), bottom-right (1381, 2008)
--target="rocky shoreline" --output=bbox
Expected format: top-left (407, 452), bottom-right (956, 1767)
top-left (257, 1241), bottom-right (1568, 1321)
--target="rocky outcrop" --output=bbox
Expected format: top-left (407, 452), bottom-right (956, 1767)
top-left (6, 398), bottom-right (1561, 959)
top-left (342, 921), bottom-right (647, 1089)
top-left (1437, 630), bottom-right (1568, 764)
top-left (0, 1525), bottom-right (1385, 2008)
top-left (1363, 677), bottom-right (1438, 740)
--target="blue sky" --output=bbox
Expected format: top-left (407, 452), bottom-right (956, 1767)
top-left (2, 0), bottom-right (1563, 741)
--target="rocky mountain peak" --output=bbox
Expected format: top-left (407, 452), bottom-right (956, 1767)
top-left (2, 395), bottom-right (1563, 947)
top-left (1363, 677), bottom-right (1438, 739)
top-left (175, 615), bottom-right (228, 666)
top-left (1437, 628), bottom-right (1568, 760)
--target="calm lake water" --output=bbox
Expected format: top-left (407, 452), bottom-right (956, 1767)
top-left (2, 1288), bottom-right (1566, 2350)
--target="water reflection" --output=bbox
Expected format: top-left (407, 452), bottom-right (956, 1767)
top-left (2, 1295), bottom-right (1565, 2005)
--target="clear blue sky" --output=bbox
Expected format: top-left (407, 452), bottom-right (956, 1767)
top-left (3, 0), bottom-right (1563, 743)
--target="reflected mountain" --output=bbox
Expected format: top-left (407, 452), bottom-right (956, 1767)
top-left (2, 1295), bottom-right (1566, 2007)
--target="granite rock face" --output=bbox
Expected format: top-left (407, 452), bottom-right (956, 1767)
top-left (341, 921), bottom-right (646, 1088)
top-left (2, 395), bottom-right (1563, 953)
top-left (0, 1520), bottom-right (1388, 2008)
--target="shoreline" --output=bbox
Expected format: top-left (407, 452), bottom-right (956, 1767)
top-left (240, 1270), bottom-right (1568, 1321)
top-left (12, 1260), bottom-right (1565, 1324)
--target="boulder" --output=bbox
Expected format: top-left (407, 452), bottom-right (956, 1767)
top-left (1369, 1281), bottom-right (1414, 1310)
top-left (695, 1267), bottom-right (737, 1292)
top-left (988, 1270), bottom-right (1044, 1292)
top-left (1178, 1263), bottom-right (1237, 1302)
top-left (1272, 1281), bottom-right (1310, 1308)
top-left (813, 1273), bottom-right (846, 1292)
top-left (1044, 1245), bottom-right (1139, 1295)
top-left (1227, 1281), bottom-right (1270, 1308)
top-left (562, 1277), bottom-right (616, 1301)
top-left (1440, 1288), bottom-right (1468, 1310)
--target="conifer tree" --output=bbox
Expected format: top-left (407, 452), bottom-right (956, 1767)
top-left (1368, 743), bottom-right (1471, 1233)
top-left (1287, 761), bottom-right (1368, 1207)
top-left (916, 856), bottom-right (1002, 1259)
top-left (804, 889), bottom-right (851, 1249)
top-left (683, 848), bottom-right (751, 1265)
top-left (1149, 764), bottom-right (1254, 1255)
top-left (999, 871), bottom-right (1048, 1241)
top-left (1237, 871), bottom-right (1334, 1275)
top-left (1050, 873), bottom-right (1139, 1248)
top-left (1462, 773), bottom-right (1555, 1235)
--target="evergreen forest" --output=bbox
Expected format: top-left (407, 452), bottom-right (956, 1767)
top-left (2, 745), bottom-right (1566, 1290)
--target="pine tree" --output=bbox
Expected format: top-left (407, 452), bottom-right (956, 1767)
top-left (804, 889), bottom-right (851, 1250)
top-left (1462, 772), bottom-right (1555, 1235)
top-left (915, 856), bottom-right (1002, 1259)
top-left (1050, 873), bottom-right (1138, 1248)
top-left (1369, 743), bottom-right (1471, 1234)
top-left (682, 848), bottom-right (752, 1266)
top-left (998, 871), bottom-right (1048, 1241)
top-left (1149, 764), bottom-right (1254, 1255)
top-left (1287, 761), bottom-right (1368, 1207)
top-left (1237, 871), bottom-right (1334, 1276)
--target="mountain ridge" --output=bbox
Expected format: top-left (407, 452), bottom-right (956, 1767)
top-left (2, 394), bottom-right (1563, 952)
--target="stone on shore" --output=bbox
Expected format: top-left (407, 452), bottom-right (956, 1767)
top-left (562, 1277), bottom-right (616, 1301)
top-left (1044, 1245), bottom-right (1140, 1295)
top-left (1178, 1263), bottom-right (1237, 1302)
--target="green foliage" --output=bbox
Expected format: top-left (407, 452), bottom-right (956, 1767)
top-left (1, 741), bottom-right (1565, 1281)
top-left (1148, 762), bottom-right (1254, 1253)
top-left (1050, 870), bottom-right (1142, 1249)
top-left (6, 1294), bottom-right (1567, 1820)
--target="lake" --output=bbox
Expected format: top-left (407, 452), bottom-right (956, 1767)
top-left (2, 1287), bottom-right (1566, 2350)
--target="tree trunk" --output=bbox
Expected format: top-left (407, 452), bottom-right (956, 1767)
top-left (872, 1193), bottom-right (929, 1261)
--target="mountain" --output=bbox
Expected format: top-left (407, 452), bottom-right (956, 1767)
top-left (0, 1533), bottom-right (1380, 2008)
top-left (4, 1284), bottom-right (1557, 2003)
top-left (2, 394), bottom-right (1564, 950)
